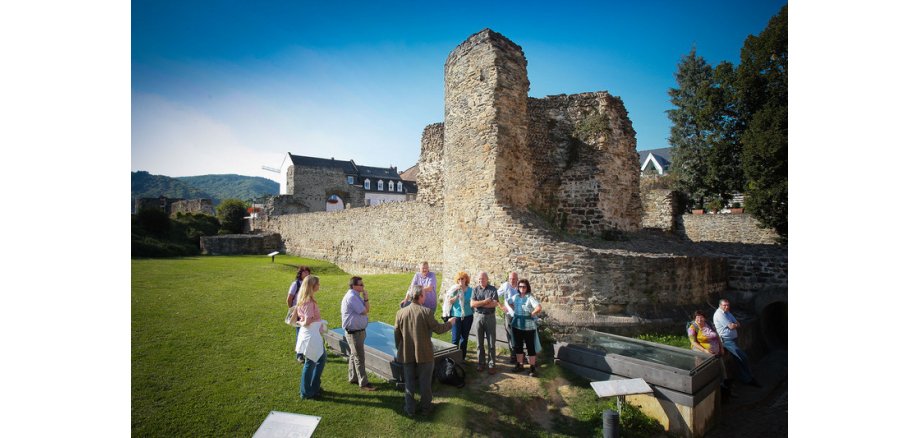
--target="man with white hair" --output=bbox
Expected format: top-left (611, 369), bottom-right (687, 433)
top-left (471, 271), bottom-right (499, 374)
top-left (713, 299), bottom-right (761, 388)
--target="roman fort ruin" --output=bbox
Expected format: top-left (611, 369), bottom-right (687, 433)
top-left (252, 29), bottom-right (787, 328)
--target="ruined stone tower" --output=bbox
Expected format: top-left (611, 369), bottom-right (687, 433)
top-left (438, 29), bottom-right (644, 283)
top-left (259, 29), bottom-right (741, 323)
top-left (440, 29), bottom-right (535, 277)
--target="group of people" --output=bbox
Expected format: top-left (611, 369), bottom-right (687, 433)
top-left (396, 262), bottom-right (544, 415)
top-left (285, 261), bottom-right (544, 416)
top-left (687, 299), bottom-right (762, 389)
top-left (402, 263), bottom-right (544, 377)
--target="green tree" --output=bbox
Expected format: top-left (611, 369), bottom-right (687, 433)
top-left (136, 208), bottom-right (171, 236)
top-left (667, 48), bottom-right (717, 208)
top-left (216, 199), bottom-right (248, 234)
top-left (705, 61), bottom-right (745, 204)
top-left (738, 5), bottom-right (788, 238)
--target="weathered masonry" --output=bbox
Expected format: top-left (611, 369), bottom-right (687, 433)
top-left (255, 29), bottom-right (786, 325)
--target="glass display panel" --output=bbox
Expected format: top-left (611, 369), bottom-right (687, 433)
top-left (567, 329), bottom-right (706, 371)
top-left (331, 321), bottom-right (456, 355)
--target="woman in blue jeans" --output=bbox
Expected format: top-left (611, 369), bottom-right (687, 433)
top-left (295, 275), bottom-right (327, 400)
top-left (448, 271), bottom-right (474, 360)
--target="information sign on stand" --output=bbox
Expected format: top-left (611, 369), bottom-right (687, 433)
top-left (590, 378), bottom-right (653, 413)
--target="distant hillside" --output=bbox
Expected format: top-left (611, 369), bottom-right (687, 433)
top-left (132, 171), bottom-right (280, 207)
top-left (132, 171), bottom-right (212, 200)
top-left (177, 174), bottom-right (279, 202)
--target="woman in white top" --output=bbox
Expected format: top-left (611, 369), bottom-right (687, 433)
top-left (295, 275), bottom-right (327, 400)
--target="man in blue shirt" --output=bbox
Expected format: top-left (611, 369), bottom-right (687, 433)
top-left (341, 276), bottom-right (376, 391)
top-left (713, 299), bottom-right (761, 388)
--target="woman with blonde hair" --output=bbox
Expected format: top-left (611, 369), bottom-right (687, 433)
top-left (446, 271), bottom-right (474, 360)
top-left (295, 275), bottom-right (327, 400)
top-left (288, 266), bottom-right (311, 363)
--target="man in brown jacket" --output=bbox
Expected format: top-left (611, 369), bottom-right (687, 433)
top-left (394, 285), bottom-right (456, 416)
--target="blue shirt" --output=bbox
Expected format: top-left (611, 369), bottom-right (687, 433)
top-left (713, 308), bottom-right (738, 340)
top-left (497, 281), bottom-right (518, 304)
top-left (450, 286), bottom-right (474, 317)
top-left (341, 289), bottom-right (368, 331)
top-left (507, 293), bottom-right (540, 331)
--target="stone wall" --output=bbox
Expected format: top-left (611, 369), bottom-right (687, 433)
top-left (134, 196), bottom-right (180, 214)
top-left (724, 254), bottom-right (788, 302)
top-left (680, 213), bottom-right (779, 244)
top-left (254, 201), bottom-right (443, 275)
top-left (263, 195), bottom-right (310, 216)
top-left (200, 233), bottom-right (282, 255)
top-left (527, 93), bottom-right (642, 236)
top-left (416, 123), bottom-right (444, 206)
top-left (641, 189), bottom-right (677, 232)
top-left (170, 199), bottom-right (215, 216)
top-left (286, 165), bottom-right (364, 212)
top-left (253, 29), bottom-right (783, 325)
top-left (434, 29), bottom-right (721, 323)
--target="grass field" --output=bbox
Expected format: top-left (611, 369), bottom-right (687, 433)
top-left (132, 255), bottom-right (671, 437)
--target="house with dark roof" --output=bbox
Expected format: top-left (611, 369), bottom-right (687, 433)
top-left (285, 153), bottom-right (414, 211)
top-left (638, 147), bottom-right (672, 176)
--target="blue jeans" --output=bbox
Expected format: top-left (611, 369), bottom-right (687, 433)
top-left (300, 350), bottom-right (327, 399)
top-left (451, 315), bottom-right (474, 358)
top-left (721, 339), bottom-right (753, 383)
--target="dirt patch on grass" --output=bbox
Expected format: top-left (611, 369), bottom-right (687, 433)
top-left (463, 362), bottom-right (580, 433)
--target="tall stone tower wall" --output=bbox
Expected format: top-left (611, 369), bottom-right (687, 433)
top-left (441, 29), bottom-right (534, 280)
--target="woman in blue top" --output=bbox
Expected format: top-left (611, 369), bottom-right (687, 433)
top-left (504, 279), bottom-right (542, 376)
top-left (447, 271), bottom-right (474, 361)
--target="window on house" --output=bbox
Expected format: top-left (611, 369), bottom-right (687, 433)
top-left (364, 179), bottom-right (370, 190)
top-left (388, 181), bottom-right (394, 192)
top-left (397, 181), bottom-right (403, 192)
top-left (377, 180), bottom-right (383, 191)
top-left (347, 176), bottom-right (354, 184)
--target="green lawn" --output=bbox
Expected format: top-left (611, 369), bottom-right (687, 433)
top-left (132, 255), bottom-right (666, 437)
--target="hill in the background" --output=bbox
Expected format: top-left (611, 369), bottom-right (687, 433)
top-left (132, 171), bottom-right (280, 207)
top-left (132, 171), bottom-right (212, 200)
top-left (177, 174), bottom-right (279, 203)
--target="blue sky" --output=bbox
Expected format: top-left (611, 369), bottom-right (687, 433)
top-left (131, 0), bottom-right (787, 185)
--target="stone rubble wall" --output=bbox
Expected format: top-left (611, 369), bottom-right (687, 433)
top-left (725, 254), bottom-right (788, 300)
top-left (253, 29), bottom-right (783, 325)
top-left (435, 29), bottom-right (723, 323)
top-left (416, 123), bottom-right (445, 206)
top-left (254, 201), bottom-right (443, 275)
top-left (263, 195), bottom-right (310, 216)
top-left (527, 93), bottom-right (642, 236)
top-left (170, 199), bottom-right (215, 217)
top-left (640, 189), bottom-right (678, 232)
top-left (200, 233), bottom-right (281, 255)
top-left (680, 213), bottom-right (779, 244)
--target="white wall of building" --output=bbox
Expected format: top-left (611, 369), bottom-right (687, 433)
top-left (365, 193), bottom-right (407, 206)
